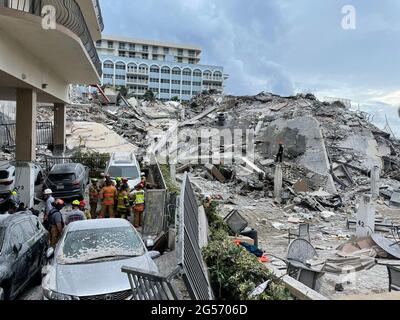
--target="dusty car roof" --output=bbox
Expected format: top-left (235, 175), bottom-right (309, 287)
top-left (0, 213), bottom-right (33, 227)
top-left (67, 218), bottom-right (132, 232)
top-left (50, 163), bottom-right (80, 174)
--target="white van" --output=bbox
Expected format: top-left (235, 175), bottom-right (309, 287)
top-left (105, 153), bottom-right (141, 190)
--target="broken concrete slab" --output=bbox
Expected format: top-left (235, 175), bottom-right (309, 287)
top-left (204, 164), bottom-right (227, 183)
top-left (389, 191), bottom-right (400, 208)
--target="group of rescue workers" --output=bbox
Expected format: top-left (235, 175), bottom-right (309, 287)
top-left (43, 173), bottom-right (147, 248)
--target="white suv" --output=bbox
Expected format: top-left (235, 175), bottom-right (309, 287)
top-left (105, 153), bottom-right (141, 190)
top-left (0, 162), bottom-right (15, 195)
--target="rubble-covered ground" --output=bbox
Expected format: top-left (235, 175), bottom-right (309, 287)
top-left (4, 91), bottom-right (400, 300)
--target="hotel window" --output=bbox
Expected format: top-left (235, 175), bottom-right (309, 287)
top-left (151, 88), bottom-right (159, 93)
top-left (150, 67), bottom-right (160, 73)
top-left (161, 79), bottom-right (170, 84)
top-left (193, 70), bottom-right (202, 77)
top-left (119, 43), bottom-right (126, 50)
top-left (189, 50), bottom-right (195, 57)
top-left (182, 90), bottom-right (191, 95)
top-left (193, 82), bottom-right (201, 86)
top-left (104, 62), bottom-right (114, 69)
top-left (172, 80), bottom-right (181, 85)
top-left (150, 78), bottom-right (159, 83)
top-left (171, 89), bottom-right (180, 94)
top-left (115, 75), bottom-right (125, 80)
top-left (161, 89), bottom-right (170, 93)
top-left (142, 45), bottom-right (148, 52)
top-left (104, 74), bottom-right (113, 79)
top-left (183, 70), bottom-right (191, 76)
top-left (141, 53), bottom-right (148, 59)
top-left (177, 57), bottom-right (183, 63)
top-left (96, 40), bottom-right (102, 47)
top-left (108, 41), bottom-right (114, 49)
top-left (152, 46), bottom-right (158, 53)
top-left (178, 49), bottom-right (183, 56)
top-left (172, 69), bottom-right (181, 75)
top-left (119, 52), bottom-right (126, 57)
top-left (182, 81), bottom-right (191, 86)
top-left (152, 55), bottom-right (159, 60)
top-left (189, 59), bottom-right (195, 64)
top-left (129, 43), bottom-right (135, 51)
top-left (163, 47), bottom-right (169, 54)
top-left (161, 68), bottom-right (170, 74)
top-left (192, 91), bottom-right (199, 95)
top-left (129, 52), bottom-right (135, 58)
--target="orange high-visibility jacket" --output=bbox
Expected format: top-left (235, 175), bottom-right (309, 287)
top-left (100, 186), bottom-right (117, 206)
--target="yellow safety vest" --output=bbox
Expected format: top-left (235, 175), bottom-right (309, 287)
top-left (135, 190), bottom-right (145, 205)
top-left (117, 191), bottom-right (129, 209)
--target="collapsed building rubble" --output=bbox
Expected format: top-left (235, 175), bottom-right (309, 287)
top-left (3, 89), bottom-right (400, 299)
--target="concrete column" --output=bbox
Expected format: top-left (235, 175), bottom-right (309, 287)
top-left (15, 89), bottom-right (37, 162)
top-left (53, 103), bottom-right (66, 155)
top-left (371, 166), bottom-right (380, 201)
top-left (274, 164), bottom-right (283, 204)
top-left (356, 195), bottom-right (375, 239)
top-left (15, 89), bottom-right (37, 208)
top-left (170, 164), bottom-right (176, 183)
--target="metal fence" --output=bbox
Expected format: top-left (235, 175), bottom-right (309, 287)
top-left (176, 173), bottom-right (214, 300)
top-left (0, 0), bottom-right (102, 76)
top-left (0, 122), bottom-right (53, 148)
top-left (42, 154), bottom-right (109, 173)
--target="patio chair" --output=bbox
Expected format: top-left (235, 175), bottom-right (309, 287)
top-left (387, 265), bottom-right (400, 292)
top-left (288, 223), bottom-right (310, 244)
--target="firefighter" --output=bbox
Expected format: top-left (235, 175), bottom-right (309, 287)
top-left (122, 178), bottom-right (130, 193)
top-left (130, 184), bottom-right (145, 228)
top-left (117, 184), bottom-right (130, 220)
top-left (99, 179), bottom-right (117, 218)
top-left (115, 177), bottom-right (122, 191)
top-left (65, 200), bottom-right (86, 225)
top-left (80, 200), bottom-right (91, 220)
top-left (88, 178), bottom-right (100, 218)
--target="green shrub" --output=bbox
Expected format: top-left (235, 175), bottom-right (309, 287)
top-left (159, 164), bottom-right (180, 194)
top-left (202, 202), bottom-right (290, 300)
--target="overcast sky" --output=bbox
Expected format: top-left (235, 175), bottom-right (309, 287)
top-left (99, 0), bottom-right (400, 134)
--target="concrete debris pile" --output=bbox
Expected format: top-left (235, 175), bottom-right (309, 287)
top-left (171, 91), bottom-right (400, 297)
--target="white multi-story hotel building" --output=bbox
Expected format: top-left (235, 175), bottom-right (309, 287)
top-left (97, 35), bottom-right (228, 102)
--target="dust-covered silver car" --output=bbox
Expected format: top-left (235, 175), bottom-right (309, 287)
top-left (41, 219), bottom-right (159, 300)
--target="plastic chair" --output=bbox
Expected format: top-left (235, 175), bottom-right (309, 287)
top-left (387, 265), bottom-right (400, 292)
top-left (288, 223), bottom-right (310, 244)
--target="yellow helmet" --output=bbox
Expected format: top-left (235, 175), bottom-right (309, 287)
top-left (72, 200), bottom-right (80, 206)
top-left (116, 177), bottom-right (122, 182)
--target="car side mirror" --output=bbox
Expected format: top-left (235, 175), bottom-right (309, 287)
top-left (46, 247), bottom-right (54, 259)
top-left (149, 251), bottom-right (161, 260)
top-left (13, 244), bottom-right (22, 255)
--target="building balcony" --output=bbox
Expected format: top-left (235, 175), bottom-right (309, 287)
top-left (203, 76), bottom-right (223, 82)
top-left (0, 0), bottom-right (103, 103)
top-left (126, 79), bottom-right (149, 85)
top-left (127, 69), bottom-right (149, 76)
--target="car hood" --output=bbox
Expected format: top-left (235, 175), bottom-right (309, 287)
top-left (127, 178), bottom-right (141, 190)
top-left (44, 254), bottom-right (158, 298)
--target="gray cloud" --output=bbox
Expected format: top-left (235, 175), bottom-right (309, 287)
top-left (99, 0), bottom-right (400, 130)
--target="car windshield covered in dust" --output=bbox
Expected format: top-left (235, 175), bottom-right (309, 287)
top-left (57, 226), bottom-right (145, 265)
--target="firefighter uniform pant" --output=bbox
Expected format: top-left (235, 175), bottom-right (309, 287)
top-left (133, 204), bottom-right (145, 227)
top-left (117, 208), bottom-right (130, 219)
top-left (90, 201), bottom-right (98, 218)
top-left (101, 204), bottom-right (115, 218)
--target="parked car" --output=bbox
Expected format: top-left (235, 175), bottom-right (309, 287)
top-left (105, 153), bottom-right (141, 190)
top-left (0, 213), bottom-right (49, 300)
top-left (42, 219), bottom-right (159, 300)
top-left (43, 163), bottom-right (89, 200)
top-left (0, 162), bottom-right (43, 196)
